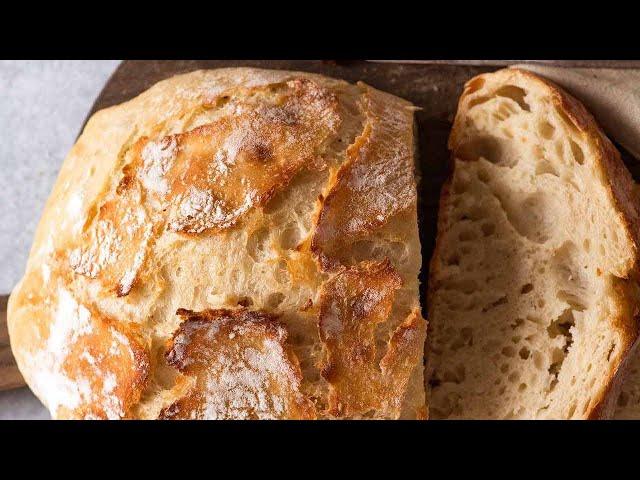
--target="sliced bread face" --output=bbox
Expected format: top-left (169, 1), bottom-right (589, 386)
top-left (427, 68), bottom-right (640, 419)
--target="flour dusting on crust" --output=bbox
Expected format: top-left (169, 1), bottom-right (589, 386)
top-left (28, 287), bottom-right (149, 419)
top-left (160, 308), bottom-right (315, 419)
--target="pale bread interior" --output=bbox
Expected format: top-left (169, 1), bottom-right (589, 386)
top-left (428, 70), bottom-right (638, 419)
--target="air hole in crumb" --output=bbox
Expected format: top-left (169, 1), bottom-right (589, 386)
top-left (535, 160), bottom-right (559, 177)
top-left (538, 120), bottom-right (555, 139)
top-left (508, 371), bottom-right (520, 383)
top-left (500, 191), bottom-right (557, 243)
top-left (502, 346), bottom-right (516, 357)
top-left (610, 229), bottom-right (619, 243)
top-left (519, 383), bottom-right (527, 392)
top-left (482, 295), bottom-right (508, 312)
top-left (247, 227), bottom-right (270, 262)
top-left (495, 85), bottom-right (530, 111)
top-left (533, 351), bottom-right (545, 370)
top-left (279, 226), bottom-right (301, 250)
top-left (547, 309), bottom-right (575, 390)
top-left (493, 102), bottom-right (518, 122)
top-left (237, 296), bottom-right (253, 307)
top-left (481, 223), bottom-right (496, 237)
top-left (567, 403), bottom-right (577, 418)
top-left (500, 363), bottom-right (509, 373)
top-left (477, 168), bottom-right (490, 183)
top-left (552, 242), bottom-right (590, 311)
top-left (213, 95), bottom-right (230, 108)
top-left (511, 318), bottom-right (524, 329)
top-left (556, 290), bottom-right (587, 312)
top-left (547, 309), bottom-right (575, 343)
top-left (267, 292), bottom-right (285, 309)
top-left (583, 239), bottom-right (590, 253)
top-left (456, 135), bottom-right (505, 165)
top-left (519, 347), bottom-right (530, 360)
top-left (569, 139), bottom-right (585, 165)
top-left (520, 283), bottom-right (534, 294)
top-left (555, 107), bottom-right (580, 134)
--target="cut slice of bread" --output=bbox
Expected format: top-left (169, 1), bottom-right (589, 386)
top-left (427, 68), bottom-right (640, 419)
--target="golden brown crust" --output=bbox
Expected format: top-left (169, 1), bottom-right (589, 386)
top-left (318, 259), bottom-right (426, 418)
top-left (70, 181), bottom-right (154, 297)
top-left (70, 78), bottom-right (341, 296)
top-left (59, 313), bottom-right (150, 420)
top-left (311, 84), bottom-right (416, 270)
top-left (433, 67), bottom-right (640, 419)
top-left (15, 281), bottom-right (150, 420)
top-left (161, 79), bottom-right (340, 234)
top-left (8, 68), bottom-right (424, 420)
top-left (159, 308), bottom-right (316, 420)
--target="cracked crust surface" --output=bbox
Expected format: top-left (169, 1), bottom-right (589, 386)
top-left (8, 68), bottom-right (424, 419)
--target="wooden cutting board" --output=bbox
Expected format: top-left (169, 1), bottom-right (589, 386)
top-left (2, 60), bottom-right (638, 391)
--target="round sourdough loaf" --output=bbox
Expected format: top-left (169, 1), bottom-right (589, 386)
top-left (8, 68), bottom-right (426, 419)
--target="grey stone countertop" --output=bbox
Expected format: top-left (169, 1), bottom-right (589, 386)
top-left (0, 60), bottom-right (120, 419)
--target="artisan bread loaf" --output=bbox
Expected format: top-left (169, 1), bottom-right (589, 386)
top-left (8, 68), bottom-right (426, 419)
top-left (427, 68), bottom-right (640, 419)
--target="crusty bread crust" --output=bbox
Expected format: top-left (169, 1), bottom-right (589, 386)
top-left (8, 68), bottom-right (425, 419)
top-left (429, 68), bottom-right (640, 419)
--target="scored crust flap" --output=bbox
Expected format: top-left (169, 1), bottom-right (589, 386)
top-left (159, 308), bottom-right (316, 420)
top-left (26, 286), bottom-right (149, 420)
top-left (311, 84), bottom-right (416, 270)
top-left (318, 259), bottom-right (426, 418)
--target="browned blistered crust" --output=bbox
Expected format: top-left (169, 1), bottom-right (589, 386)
top-left (60, 310), bottom-right (150, 420)
top-left (69, 180), bottom-right (154, 297)
top-left (318, 260), bottom-right (426, 418)
top-left (159, 308), bottom-right (316, 420)
top-left (69, 78), bottom-right (341, 297)
top-left (311, 84), bottom-right (416, 270)
top-left (8, 68), bottom-right (424, 420)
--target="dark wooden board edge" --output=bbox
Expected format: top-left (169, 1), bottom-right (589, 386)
top-left (0, 295), bottom-right (24, 390)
